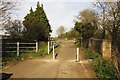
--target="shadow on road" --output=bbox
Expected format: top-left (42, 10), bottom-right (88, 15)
top-left (0, 73), bottom-right (13, 80)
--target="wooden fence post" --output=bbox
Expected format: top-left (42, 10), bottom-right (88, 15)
top-left (36, 42), bottom-right (38, 53)
top-left (17, 42), bottom-right (19, 56)
top-left (48, 41), bottom-right (50, 54)
top-left (53, 44), bottom-right (55, 60)
top-left (76, 47), bottom-right (79, 61)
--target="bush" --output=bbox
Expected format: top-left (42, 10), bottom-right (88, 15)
top-left (84, 48), bottom-right (117, 79)
top-left (93, 60), bottom-right (117, 79)
top-left (84, 48), bottom-right (100, 60)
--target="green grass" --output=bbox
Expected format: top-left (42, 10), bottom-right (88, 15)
top-left (84, 48), bottom-right (117, 79)
top-left (84, 48), bottom-right (100, 61)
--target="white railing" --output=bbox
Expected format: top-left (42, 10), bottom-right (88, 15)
top-left (5, 42), bottom-right (38, 56)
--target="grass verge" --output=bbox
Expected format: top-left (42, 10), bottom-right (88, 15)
top-left (84, 48), bottom-right (117, 79)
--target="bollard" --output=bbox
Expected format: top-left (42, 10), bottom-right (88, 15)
top-left (48, 41), bottom-right (50, 54)
top-left (76, 47), bottom-right (79, 61)
top-left (53, 44), bottom-right (55, 60)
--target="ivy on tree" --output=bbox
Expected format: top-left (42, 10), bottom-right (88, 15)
top-left (74, 9), bottom-right (98, 40)
top-left (23, 2), bottom-right (52, 41)
top-left (74, 9), bottom-right (98, 48)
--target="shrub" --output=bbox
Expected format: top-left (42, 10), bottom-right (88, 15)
top-left (93, 60), bottom-right (117, 79)
top-left (84, 48), bottom-right (100, 60)
top-left (84, 48), bottom-right (117, 79)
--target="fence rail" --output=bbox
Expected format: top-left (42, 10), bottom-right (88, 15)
top-left (4, 42), bottom-right (38, 56)
top-left (20, 43), bottom-right (36, 44)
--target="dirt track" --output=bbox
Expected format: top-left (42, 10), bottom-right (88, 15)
top-left (2, 40), bottom-right (96, 78)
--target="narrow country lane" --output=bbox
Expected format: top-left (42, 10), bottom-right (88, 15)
top-left (2, 40), bottom-right (96, 78)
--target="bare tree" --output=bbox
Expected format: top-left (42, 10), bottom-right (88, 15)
top-left (4, 18), bottom-right (24, 39)
top-left (0, 0), bottom-right (20, 31)
top-left (94, 0), bottom-right (120, 76)
top-left (56, 26), bottom-right (65, 37)
top-left (0, 0), bottom-right (17, 22)
top-left (94, 1), bottom-right (120, 38)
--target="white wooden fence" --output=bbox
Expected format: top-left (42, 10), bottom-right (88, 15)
top-left (5, 42), bottom-right (38, 56)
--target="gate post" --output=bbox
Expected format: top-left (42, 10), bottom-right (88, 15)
top-left (17, 42), bottom-right (19, 56)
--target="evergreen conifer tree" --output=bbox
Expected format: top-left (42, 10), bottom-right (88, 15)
top-left (23, 2), bottom-right (52, 41)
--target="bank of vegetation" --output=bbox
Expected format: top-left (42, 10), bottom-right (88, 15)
top-left (57, 1), bottom-right (120, 78)
top-left (84, 48), bottom-right (117, 79)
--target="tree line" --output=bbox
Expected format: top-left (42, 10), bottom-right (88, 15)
top-left (56, 1), bottom-right (120, 76)
top-left (1, 2), bottom-right (52, 41)
top-left (74, 1), bottom-right (120, 76)
top-left (57, 1), bottom-right (120, 57)
top-left (74, 1), bottom-right (120, 59)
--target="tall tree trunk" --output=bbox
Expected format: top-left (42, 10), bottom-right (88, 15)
top-left (111, 25), bottom-right (120, 77)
